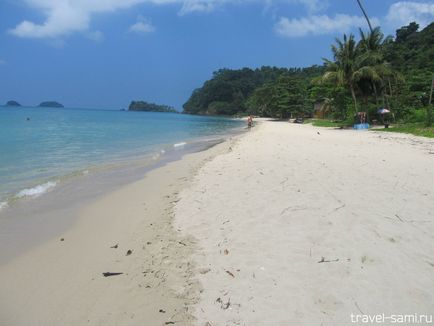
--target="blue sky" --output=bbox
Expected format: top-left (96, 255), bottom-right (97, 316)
top-left (1, 0), bottom-right (433, 110)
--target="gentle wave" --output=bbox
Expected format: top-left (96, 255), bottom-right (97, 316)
top-left (174, 142), bottom-right (187, 148)
top-left (16, 181), bottom-right (57, 198)
top-left (0, 201), bottom-right (8, 212)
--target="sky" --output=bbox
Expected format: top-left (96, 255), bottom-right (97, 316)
top-left (0, 0), bottom-right (433, 110)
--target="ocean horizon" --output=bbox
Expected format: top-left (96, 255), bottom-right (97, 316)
top-left (0, 106), bottom-right (244, 211)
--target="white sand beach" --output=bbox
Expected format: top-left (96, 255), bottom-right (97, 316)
top-left (175, 121), bottom-right (434, 325)
top-left (1, 120), bottom-right (434, 325)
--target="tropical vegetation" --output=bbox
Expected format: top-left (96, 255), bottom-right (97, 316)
top-left (183, 22), bottom-right (434, 130)
top-left (129, 101), bottom-right (178, 113)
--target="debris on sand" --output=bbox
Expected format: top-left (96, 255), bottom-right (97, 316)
top-left (317, 257), bottom-right (339, 263)
top-left (216, 297), bottom-right (231, 310)
top-left (226, 270), bottom-right (235, 278)
top-left (198, 268), bottom-right (211, 274)
top-left (102, 272), bottom-right (123, 277)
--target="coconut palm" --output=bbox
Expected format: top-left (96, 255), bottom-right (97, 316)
top-left (322, 34), bottom-right (361, 112)
top-left (358, 27), bottom-right (402, 108)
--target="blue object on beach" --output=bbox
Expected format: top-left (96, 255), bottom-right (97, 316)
top-left (353, 123), bottom-right (370, 130)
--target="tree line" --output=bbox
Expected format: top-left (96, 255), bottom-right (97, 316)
top-left (183, 22), bottom-right (434, 126)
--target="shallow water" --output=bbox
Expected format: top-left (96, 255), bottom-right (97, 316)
top-left (0, 106), bottom-right (243, 208)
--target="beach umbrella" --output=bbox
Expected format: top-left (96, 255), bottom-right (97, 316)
top-left (377, 108), bottom-right (391, 114)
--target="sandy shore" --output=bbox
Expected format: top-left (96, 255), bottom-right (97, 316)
top-left (175, 121), bottom-right (434, 325)
top-left (1, 120), bottom-right (433, 325)
top-left (0, 139), bottom-right (237, 326)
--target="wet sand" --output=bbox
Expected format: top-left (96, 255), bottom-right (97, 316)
top-left (0, 137), bottom-right (237, 326)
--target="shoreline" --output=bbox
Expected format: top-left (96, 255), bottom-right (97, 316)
top-left (0, 132), bottom-right (243, 265)
top-left (0, 131), bottom-right (242, 325)
top-left (0, 106), bottom-right (244, 212)
top-left (0, 128), bottom-right (243, 212)
top-left (1, 120), bottom-right (433, 325)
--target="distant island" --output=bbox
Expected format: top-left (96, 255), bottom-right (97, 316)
top-left (38, 101), bottom-right (64, 108)
top-left (129, 101), bottom-right (178, 113)
top-left (6, 100), bottom-right (21, 107)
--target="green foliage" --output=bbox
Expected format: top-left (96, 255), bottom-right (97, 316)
top-left (183, 66), bottom-right (324, 116)
top-left (383, 22), bottom-right (434, 123)
top-left (182, 21), bottom-right (434, 130)
top-left (318, 22), bottom-right (433, 128)
top-left (6, 100), bottom-right (21, 107)
top-left (246, 75), bottom-right (311, 118)
top-left (306, 119), bottom-right (342, 127)
top-left (376, 123), bottom-right (434, 138)
top-left (401, 108), bottom-right (427, 123)
top-left (129, 101), bottom-right (178, 113)
top-left (38, 101), bottom-right (64, 108)
top-left (305, 117), bottom-right (353, 128)
top-left (395, 22), bottom-right (419, 43)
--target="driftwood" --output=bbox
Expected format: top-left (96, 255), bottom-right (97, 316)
top-left (317, 257), bottom-right (339, 263)
top-left (102, 272), bottom-right (123, 277)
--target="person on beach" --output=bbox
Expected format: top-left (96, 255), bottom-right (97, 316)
top-left (247, 115), bottom-right (253, 128)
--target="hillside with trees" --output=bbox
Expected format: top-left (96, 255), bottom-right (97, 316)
top-left (38, 101), bottom-right (64, 108)
top-left (129, 101), bottom-right (178, 113)
top-left (183, 66), bottom-right (324, 117)
top-left (183, 22), bottom-right (434, 128)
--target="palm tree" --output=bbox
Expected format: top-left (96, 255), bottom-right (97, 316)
top-left (358, 27), bottom-right (402, 109)
top-left (357, 27), bottom-right (385, 106)
top-left (322, 34), bottom-right (361, 113)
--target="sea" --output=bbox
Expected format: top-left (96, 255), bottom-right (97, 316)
top-left (0, 106), bottom-right (244, 212)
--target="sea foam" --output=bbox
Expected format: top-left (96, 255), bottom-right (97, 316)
top-left (0, 201), bottom-right (8, 212)
top-left (174, 142), bottom-right (187, 148)
top-left (16, 181), bottom-right (57, 198)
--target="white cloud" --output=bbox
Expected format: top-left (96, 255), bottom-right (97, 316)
top-left (129, 16), bottom-right (155, 33)
top-left (8, 0), bottom-right (328, 39)
top-left (9, 0), bottom-right (142, 38)
top-left (179, 0), bottom-right (216, 15)
top-left (87, 30), bottom-right (104, 42)
top-left (275, 14), bottom-right (380, 37)
top-left (385, 1), bottom-right (434, 29)
top-left (177, 0), bottom-right (327, 15)
top-left (291, 0), bottom-right (328, 13)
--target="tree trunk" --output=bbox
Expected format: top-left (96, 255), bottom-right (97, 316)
top-left (356, 0), bottom-right (373, 33)
top-left (388, 78), bottom-right (393, 109)
top-left (427, 74), bottom-right (434, 127)
top-left (372, 82), bottom-right (379, 107)
top-left (350, 85), bottom-right (358, 113)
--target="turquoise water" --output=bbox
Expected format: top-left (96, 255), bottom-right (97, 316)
top-left (0, 106), bottom-right (243, 207)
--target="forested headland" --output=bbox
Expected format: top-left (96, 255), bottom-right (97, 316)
top-left (129, 101), bottom-right (178, 113)
top-left (183, 22), bottom-right (434, 129)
